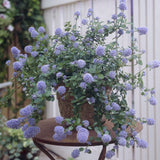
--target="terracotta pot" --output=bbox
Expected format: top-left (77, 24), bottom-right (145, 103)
top-left (56, 86), bottom-right (111, 125)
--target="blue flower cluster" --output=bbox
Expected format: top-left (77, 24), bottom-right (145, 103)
top-left (57, 86), bottom-right (66, 95)
top-left (101, 134), bottom-right (111, 143)
top-left (20, 105), bottom-right (34, 117)
top-left (55, 116), bottom-right (64, 124)
top-left (76, 59), bottom-right (86, 68)
top-left (11, 46), bottom-right (20, 58)
top-left (83, 73), bottom-right (94, 83)
top-left (41, 64), bottom-right (49, 74)
top-left (106, 150), bottom-right (115, 159)
top-left (53, 126), bottom-right (66, 141)
top-left (137, 27), bottom-right (148, 35)
top-left (77, 127), bottom-right (89, 143)
top-left (37, 80), bottom-right (46, 94)
top-left (71, 149), bottom-right (80, 158)
top-left (96, 45), bottom-right (105, 56)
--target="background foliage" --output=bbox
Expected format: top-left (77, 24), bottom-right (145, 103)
top-left (0, 0), bottom-right (44, 159)
top-left (0, 114), bottom-right (39, 160)
top-left (0, 0), bottom-right (44, 82)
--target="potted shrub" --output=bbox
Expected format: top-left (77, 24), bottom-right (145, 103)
top-left (5, 1), bottom-right (159, 159)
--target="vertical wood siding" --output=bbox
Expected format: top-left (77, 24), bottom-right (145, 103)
top-left (42, 0), bottom-right (160, 159)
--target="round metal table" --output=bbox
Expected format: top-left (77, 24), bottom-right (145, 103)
top-left (32, 118), bottom-right (142, 160)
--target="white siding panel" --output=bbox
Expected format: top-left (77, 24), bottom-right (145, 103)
top-left (146, 0), bottom-right (155, 160)
top-left (133, 1), bottom-right (141, 159)
top-left (154, 0), bottom-right (160, 160)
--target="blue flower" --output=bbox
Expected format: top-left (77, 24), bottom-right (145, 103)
top-left (83, 73), bottom-right (94, 83)
top-left (23, 126), bottom-right (40, 138)
top-left (82, 19), bottom-right (87, 25)
top-left (105, 105), bottom-right (112, 111)
top-left (11, 46), bottom-right (20, 58)
top-left (109, 71), bottom-right (116, 79)
top-left (31, 30), bottom-right (39, 38)
top-left (119, 12), bottom-right (126, 18)
top-left (13, 61), bottom-right (23, 71)
top-left (120, 0), bottom-right (126, 2)
top-left (80, 82), bottom-right (87, 89)
top-left (122, 58), bottom-right (128, 64)
top-left (44, 34), bottom-right (48, 39)
top-left (28, 27), bottom-right (35, 33)
top-left (118, 29), bottom-right (124, 35)
top-left (37, 80), bottom-right (46, 93)
top-left (38, 26), bottom-right (45, 33)
top-left (73, 42), bottom-right (79, 48)
top-left (53, 133), bottom-right (66, 141)
top-left (69, 35), bottom-right (76, 41)
top-left (6, 60), bottom-right (11, 66)
top-left (148, 97), bottom-right (157, 105)
top-left (28, 118), bottom-right (35, 126)
top-left (125, 83), bottom-right (132, 90)
top-left (150, 89), bottom-right (155, 94)
top-left (110, 50), bottom-right (117, 56)
top-left (82, 120), bottom-right (89, 127)
top-left (123, 48), bottom-right (132, 56)
top-left (97, 131), bottom-right (102, 138)
top-left (132, 131), bottom-right (137, 137)
top-left (52, 65), bottom-right (56, 69)
top-left (96, 45), bottom-right (105, 56)
top-left (106, 150), bottom-right (115, 159)
top-left (31, 51), bottom-right (38, 57)
top-left (87, 97), bottom-right (95, 104)
top-left (66, 129), bottom-right (72, 135)
top-left (57, 86), bottom-right (66, 95)
top-left (6, 119), bottom-right (21, 129)
top-left (87, 8), bottom-right (93, 17)
top-left (76, 125), bottom-right (82, 132)
top-left (118, 137), bottom-right (126, 146)
top-left (111, 102), bottom-right (120, 111)
top-left (77, 127), bottom-right (89, 143)
top-left (22, 124), bottom-right (28, 131)
top-left (56, 72), bottom-right (63, 78)
top-left (101, 134), bottom-right (111, 143)
top-left (128, 108), bottom-right (136, 116)
top-left (137, 139), bottom-right (148, 148)
top-left (129, 139), bottom-right (135, 146)
top-left (56, 116), bottom-right (64, 124)
top-left (41, 64), bottom-right (49, 73)
top-left (137, 27), bottom-right (148, 35)
top-left (71, 149), bottom-right (80, 158)
top-left (119, 2), bottom-right (127, 10)
top-left (24, 45), bottom-right (32, 53)
top-left (121, 125), bottom-right (126, 130)
top-left (149, 60), bottom-right (160, 69)
top-left (98, 28), bottom-right (104, 34)
top-left (54, 126), bottom-right (65, 136)
top-left (93, 58), bottom-right (103, 64)
top-left (146, 118), bottom-right (155, 125)
top-left (112, 14), bottom-right (117, 20)
top-left (77, 59), bottom-right (86, 68)
top-left (20, 105), bottom-right (34, 117)
top-left (74, 11), bottom-right (80, 16)
top-left (13, 72), bottom-right (18, 77)
top-left (119, 131), bottom-right (127, 138)
top-left (55, 28), bottom-right (62, 36)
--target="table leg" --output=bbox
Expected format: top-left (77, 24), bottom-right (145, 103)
top-left (33, 138), bottom-right (56, 160)
top-left (98, 145), bottom-right (106, 160)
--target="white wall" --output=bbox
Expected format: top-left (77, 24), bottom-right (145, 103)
top-left (42, 0), bottom-right (160, 159)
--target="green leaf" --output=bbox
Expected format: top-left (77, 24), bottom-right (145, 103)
top-left (79, 147), bottom-right (84, 151)
top-left (97, 74), bottom-right (104, 79)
